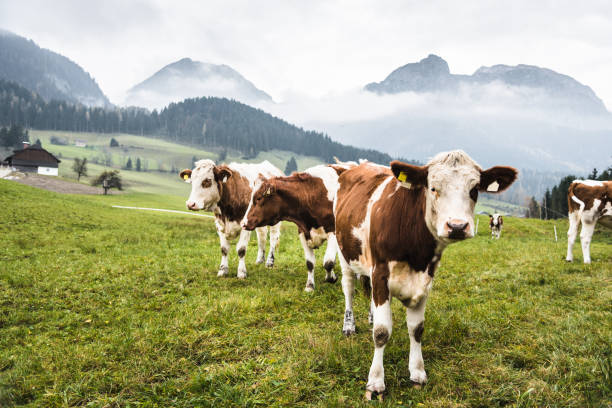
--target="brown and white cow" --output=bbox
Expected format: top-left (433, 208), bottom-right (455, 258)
top-left (333, 150), bottom-right (517, 399)
top-left (179, 159), bottom-right (283, 278)
top-left (566, 180), bottom-right (612, 264)
top-left (489, 213), bottom-right (503, 239)
top-left (241, 164), bottom-right (354, 291)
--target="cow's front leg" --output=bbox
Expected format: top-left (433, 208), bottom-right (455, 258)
top-left (580, 219), bottom-right (596, 264)
top-left (236, 229), bottom-right (251, 278)
top-left (266, 222), bottom-right (281, 268)
top-left (338, 253), bottom-right (355, 335)
top-left (366, 263), bottom-right (392, 400)
top-left (255, 227), bottom-right (267, 264)
top-left (217, 229), bottom-right (230, 277)
top-left (299, 233), bottom-right (316, 291)
top-left (322, 233), bottom-right (338, 283)
top-left (406, 297), bottom-right (428, 386)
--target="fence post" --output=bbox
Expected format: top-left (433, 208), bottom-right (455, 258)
top-left (553, 225), bottom-right (558, 242)
top-left (475, 218), bottom-right (479, 235)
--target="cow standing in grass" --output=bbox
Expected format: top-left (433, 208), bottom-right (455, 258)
top-left (333, 150), bottom-right (517, 399)
top-left (489, 213), bottom-right (503, 239)
top-left (566, 180), bottom-right (612, 264)
top-left (241, 164), bottom-right (354, 291)
top-left (180, 160), bottom-right (283, 278)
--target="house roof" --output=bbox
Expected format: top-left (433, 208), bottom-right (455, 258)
top-left (3, 146), bottom-right (61, 167)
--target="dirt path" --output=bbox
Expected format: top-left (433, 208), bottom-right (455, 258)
top-left (5, 173), bottom-right (107, 195)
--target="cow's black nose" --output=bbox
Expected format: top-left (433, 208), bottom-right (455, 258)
top-left (447, 221), bottom-right (468, 231)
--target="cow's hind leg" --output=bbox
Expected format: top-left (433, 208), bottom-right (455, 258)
top-left (322, 233), bottom-right (338, 283)
top-left (299, 233), bottom-right (316, 291)
top-left (366, 263), bottom-right (392, 400)
top-left (217, 229), bottom-right (230, 277)
top-left (255, 227), bottom-right (267, 264)
top-left (339, 252), bottom-right (356, 336)
top-left (579, 218), bottom-right (596, 264)
top-left (406, 297), bottom-right (428, 386)
top-left (236, 229), bottom-right (251, 279)
top-left (266, 222), bottom-right (281, 268)
top-left (566, 211), bottom-right (580, 262)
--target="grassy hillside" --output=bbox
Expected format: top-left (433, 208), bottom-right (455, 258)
top-left (1, 180), bottom-right (610, 407)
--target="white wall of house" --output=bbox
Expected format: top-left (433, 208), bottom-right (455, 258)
top-left (38, 166), bottom-right (58, 176)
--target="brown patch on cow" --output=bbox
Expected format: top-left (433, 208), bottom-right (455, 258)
top-left (360, 275), bottom-right (372, 298)
top-left (479, 166), bottom-right (518, 193)
top-left (214, 165), bottom-right (252, 222)
top-left (335, 163), bottom-right (391, 263)
top-left (373, 325), bottom-right (389, 347)
top-left (370, 179), bottom-right (438, 273)
top-left (568, 181), bottom-right (612, 213)
top-left (372, 263), bottom-right (391, 306)
top-left (306, 260), bottom-right (314, 271)
top-left (245, 172), bottom-right (335, 237)
top-left (237, 247), bottom-right (246, 258)
top-left (221, 247), bottom-right (228, 256)
top-left (414, 321), bottom-right (424, 343)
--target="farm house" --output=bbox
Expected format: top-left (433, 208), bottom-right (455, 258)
top-left (2, 142), bottom-right (61, 176)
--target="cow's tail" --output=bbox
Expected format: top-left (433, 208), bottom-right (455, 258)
top-left (567, 181), bottom-right (585, 213)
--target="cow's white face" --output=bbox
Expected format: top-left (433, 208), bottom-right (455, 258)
top-left (490, 214), bottom-right (501, 227)
top-left (179, 159), bottom-right (224, 211)
top-left (391, 150), bottom-right (518, 244)
top-left (426, 162), bottom-right (481, 242)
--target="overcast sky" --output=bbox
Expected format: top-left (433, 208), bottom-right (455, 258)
top-left (1, 0), bottom-right (612, 109)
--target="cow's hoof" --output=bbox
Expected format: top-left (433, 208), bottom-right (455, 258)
top-left (410, 381), bottom-right (425, 389)
top-left (342, 327), bottom-right (355, 336)
top-left (237, 270), bottom-right (247, 279)
top-left (265, 259), bottom-right (274, 268)
top-left (217, 266), bottom-right (229, 277)
top-left (410, 370), bottom-right (427, 387)
top-left (565, 258), bottom-right (573, 262)
top-left (304, 283), bottom-right (315, 292)
top-left (255, 257), bottom-right (265, 265)
top-left (324, 275), bottom-right (338, 284)
top-left (364, 390), bottom-right (385, 401)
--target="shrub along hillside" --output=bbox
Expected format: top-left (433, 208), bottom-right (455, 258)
top-left (0, 180), bottom-right (610, 407)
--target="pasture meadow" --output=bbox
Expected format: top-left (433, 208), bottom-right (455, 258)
top-left (0, 179), bottom-right (610, 407)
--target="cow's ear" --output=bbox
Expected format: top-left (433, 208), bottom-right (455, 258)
top-left (479, 166), bottom-right (518, 193)
top-left (179, 169), bottom-right (192, 183)
top-left (390, 161), bottom-right (428, 188)
top-left (213, 166), bottom-right (232, 182)
top-left (489, 214), bottom-right (493, 218)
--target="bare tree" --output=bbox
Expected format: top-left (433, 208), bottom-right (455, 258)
top-left (72, 157), bottom-right (88, 182)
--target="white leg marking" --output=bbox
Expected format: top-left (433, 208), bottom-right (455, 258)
top-left (299, 233), bottom-right (316, 291)
top-left (338, 251), bottom-right (355, 335)
top-left (217, 230), bottom-right (230, 277)
top-left (266, 222), bottom-right (281, 267)
top-left (566, 211), bottom-right (580, 262)
top-left (579, 219), bottom-right (596, 264)
top-left (322, 233), bottom-right (338, 283)
top-left (366, 299), bottom-right (392, 396)
top-left (255, 227), bottom-right (267, 264)
top-left (236, 229), bottom-right (251, 278)
top-left (406, 300), bottom-right (428, 385)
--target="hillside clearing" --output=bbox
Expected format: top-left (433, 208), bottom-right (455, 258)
top-left (0, 180), bottom-right (610, 407)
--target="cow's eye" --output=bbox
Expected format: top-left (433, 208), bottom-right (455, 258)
top-left (430, 187), bottom-right (436, 192)
top-left (470, 187), bottom-right (478, 202)
top-left (201, 179), bottom-right (212, 188)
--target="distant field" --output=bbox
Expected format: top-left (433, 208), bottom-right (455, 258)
top-left (1, 180), bottom-right (610, 407)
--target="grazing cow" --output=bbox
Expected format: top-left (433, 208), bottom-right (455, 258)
top-left (566, 180), bottom-right (612, 264)
top-left (179, 160), bottom-right (283, 278)
top-left (489, 213), bottom-right (503, 239)
top-left (333, 150), bottom-right (517, 399)
top-left (241, 164), bottom-right (354, 291)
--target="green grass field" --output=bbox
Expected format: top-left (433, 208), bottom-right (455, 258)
top-left (1, 180), bottom-right (610, 407)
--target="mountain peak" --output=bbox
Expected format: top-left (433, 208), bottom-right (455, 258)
top-left (125, 58), bottom-right (272, 110)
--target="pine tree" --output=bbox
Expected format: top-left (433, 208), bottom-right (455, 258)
top-left (125, 157), bottom-right (132, 170)
top-left (284, 156), bottom-right (297, 175)
top-left (136, 157), bottom-right (141, 172)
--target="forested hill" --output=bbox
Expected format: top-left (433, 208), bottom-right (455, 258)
top-left (0, 30), bottom-right (110, 108)
top-left (0, 79), bottom-right (396, 164)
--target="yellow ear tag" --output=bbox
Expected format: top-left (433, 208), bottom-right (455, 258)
top-left (183, 174), bottom-right (189, 180)
top-left (397, 171), bottom-right (407, 182)
top-left (265, 188), bottom-right (271, 195)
